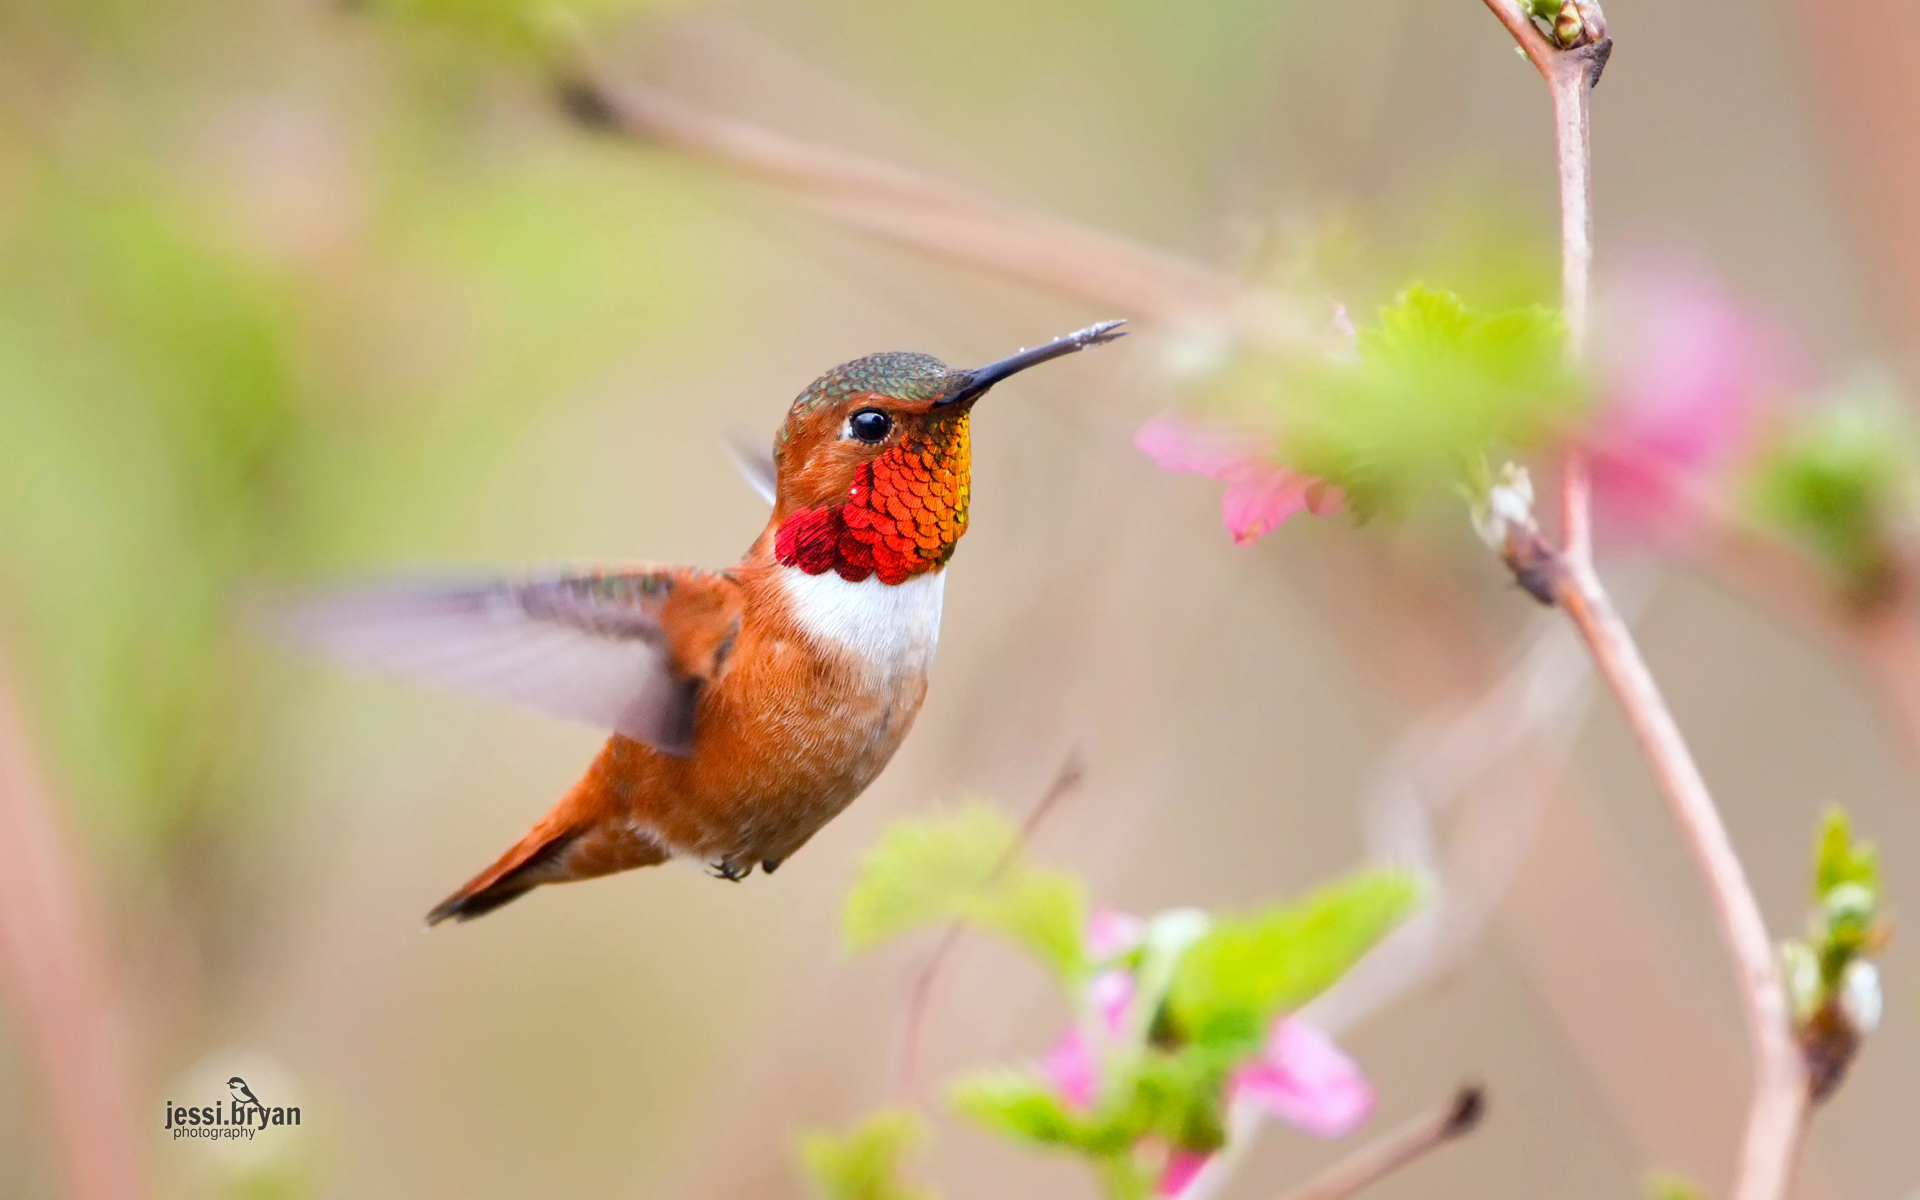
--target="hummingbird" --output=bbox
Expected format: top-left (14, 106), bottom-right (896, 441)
top-left (288, 321), bottom-right (1125, 925)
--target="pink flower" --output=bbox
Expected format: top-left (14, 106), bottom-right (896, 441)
top-left (1040, 1007), bottom-right (1372, 1189)
top-left (1088, 970), bottom-right (1135, 1035)
top-left (1158, 1150), bottom-right (1212, 1198)
top-left (1042, 1028), bottom-right (1101, 1110)
top-left (1087, 909), bottom-right (1146, 960)
top-left (1135, 415), bottom-right (1342, 545)
top-left (1035, 911), bottom-right (1374, 1194)
top-left (1584, 267), bottom-right (1794, 537)
top-left (1038, 967), bottom-right (1135, 1109)
top-left (1156, 1019), bottom-right (1374, 1198)
top-left (1228, 1019), bottom-right (1375, 1138)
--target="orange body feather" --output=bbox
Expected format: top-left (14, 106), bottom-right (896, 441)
top-left (430, 548), bottom-right (930, 921)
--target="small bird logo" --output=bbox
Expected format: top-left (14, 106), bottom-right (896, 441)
top-left (227, 1077), bottom-right (265, 1117)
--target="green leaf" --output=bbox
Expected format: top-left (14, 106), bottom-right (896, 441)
top-left (1167, 870), bottom-right (1418, 1046)
top-left (1822, 883), bottom-right (1879, 967)
top-left (972, 871), bottom-right (1090, 981)
top-left (950, 1045), bottom-right (1246, 1161)
top-left (798, 1111), bottom-right (935, 1200)
top-left (1749, 389), bottom-right (1917, 602)
top-left (1120, 1045), bottom-right (1237, 1153)
top-left (949, 1071), bottom-right (1107, 1151)
top-left (844, 804), bottom-right (1087, 980)
top-left (845, 805), bottom-right (1017, 946)
top-left (1093, 1153), bottom-right (1155, 1200)
top-left (1271, 286), bottom-right (1578, 517)
top-left (1814, 806), bottom-right (1879, 897)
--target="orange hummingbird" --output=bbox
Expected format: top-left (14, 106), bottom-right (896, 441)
top-left (288, 321), bottom-right (1125, 925)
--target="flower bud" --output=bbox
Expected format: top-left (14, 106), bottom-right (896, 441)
top-left (1839, 959), bottom-right (1883, 1036)
top-left (1553, 1), bottom-right (1585, 47)
top-left (1780, 940), bottom-right (1822, 1025)
top-left (1145, 908), bottom-right (1212, 959)
top-left (1470, 462), bottom-right (1538, 550)
top-left (1822, 882), bottom-right (1879, 951)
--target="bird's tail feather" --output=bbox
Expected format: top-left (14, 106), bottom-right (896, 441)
top-left (425, 824), bottom-right (584, 926)
top-left (424, 741), bottom-right (674, 927)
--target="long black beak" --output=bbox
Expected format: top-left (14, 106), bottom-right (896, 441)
top-left (938, 319), bottom-right (1127, 407)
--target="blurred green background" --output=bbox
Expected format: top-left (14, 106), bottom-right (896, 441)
top-left (0, 0), bottom-right (1914, 1197)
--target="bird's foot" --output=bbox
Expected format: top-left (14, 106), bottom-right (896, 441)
top-left (707, 859), bottom-right (752, 882)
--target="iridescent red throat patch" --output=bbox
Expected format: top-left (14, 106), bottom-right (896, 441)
top-left (775, 417), bottom-right (972, 585)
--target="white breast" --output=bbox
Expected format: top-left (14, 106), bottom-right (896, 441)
top-left (777, 568), bottom-right (945, 678)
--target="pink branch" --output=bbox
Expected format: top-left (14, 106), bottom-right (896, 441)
top-left (1271, 1086), bottom-right (1485, 1200)
top-left (1553, 580), bottom-right (1807, 1200)
top-left (1476, 6), bottom-right (1811, 1198)
top-left (1549, 48), bottom-right (1600, 563)
top-left (0, 657), bottom-right (147, 1200)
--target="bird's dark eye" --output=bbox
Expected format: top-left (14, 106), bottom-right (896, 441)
top-left (849, 408), bottom-right (892, 443)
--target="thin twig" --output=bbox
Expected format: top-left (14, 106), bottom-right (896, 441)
top-left (1552, 576), bottom-right (1808, 1200)
top-left (1855, 607), bottom-right (1920, 769)
top-left (0, 656), bottom-right (147, 1200)
top-left (1475, 6), bottom-right (1811, 1199)
top-left (1683, 480), bottom-right (1920, 777)
top-left (889, 749), bottom-right (1087, 1101)
top-left (556, 58), bottom-right (1299, 340)
top-left (1479, 0), bottom-right (1560, 75)
top-left (1549, 43), bottom-right (1605, 563)
top-left (1271, 1085), bottom-right (1486, 1200)
top-left (1310, 544), bottom-right (1844, 1196)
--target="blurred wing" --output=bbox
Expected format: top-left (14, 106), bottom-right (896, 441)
top-left (726, 432), bottom-right (778, 506)
top-left (278, 569), bottom-right (742, 756)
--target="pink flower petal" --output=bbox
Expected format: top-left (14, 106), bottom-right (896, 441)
top-left (1305, 479), bottom-right (1345, 516)
top-left (1135, 414), bottom-right (1265, 478)
top-left (1087, 970), bottom-right (1135, 1036)
top-left (1157, 1149), bottom-right (1214, 1198)
top-left (1219, 467), bottom-right (1315, 545)
top-left (1040, 1028), bottom-right (1100, 1111)
top-left (1136, 413), bottom-right (1339, 545)
top-left (1087, 910), bottom-right (1145, 960)
top-left (1229, 1019), bottom-right (1374, 1139)
top-left (1585, 266), bottom-right (1796, 538)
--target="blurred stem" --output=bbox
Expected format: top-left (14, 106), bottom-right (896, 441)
top-left (1853, 605), bottom-right (1920, 769)
top-left (553, 51), bottom-right (1308, 343)
top-left (889, 750), bottom-right (1084, 1101)
top-left (1271, 1085), bottom-right (1485, 1200)
top-left (1690, 486), bottom-right (1920, 778)
top-left (1478, 5), bottom-right (1810, 1199)
top-left (0, 655), bottom-right (148, 1200)
top-left (1619, 447), bottom-right (1920, 785)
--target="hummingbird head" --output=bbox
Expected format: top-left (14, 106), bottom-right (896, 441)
top-left (771, 321), bottom-right (1124, 585)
